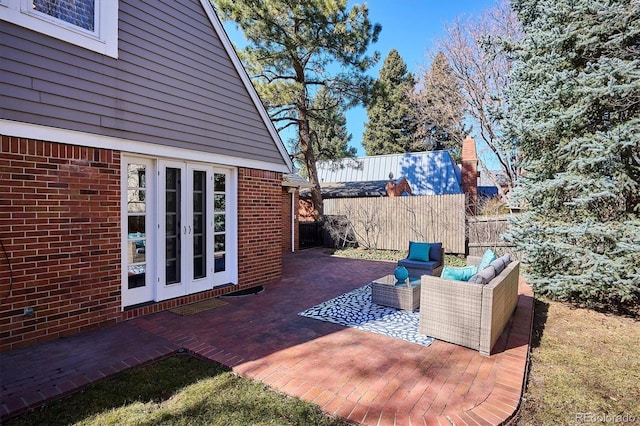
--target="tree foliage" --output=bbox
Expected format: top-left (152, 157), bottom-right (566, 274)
top-left (214, 0), bottom-right (380, 220)
top-left (362, 49), bottom-right (417, 155)
top-left (308, 87), bottom-right (356, 162)
top-left (435, 1), bottom-right (522, 198)
top-left (412, 51), bottom-right (469, 158)
top-left (504, 0), bottom-right (640, 312)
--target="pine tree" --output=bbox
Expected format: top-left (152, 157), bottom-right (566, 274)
top-left (504, 0), bottom-right (640, 311)
top-left (309, 87), bottom-right (356, 162)
top-left (414, 51), bottom-right (469, 157)
top-left (214, 0), bottom-right (380, 220)
top-left (362, 49), bottom-right (417, 155)
top-left (291, 87), bottom-right (356, 176)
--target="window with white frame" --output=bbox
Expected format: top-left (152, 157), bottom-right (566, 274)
top-left (0, 0), bottom-right (118, 58)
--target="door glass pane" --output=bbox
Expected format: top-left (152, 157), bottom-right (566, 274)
top-left (215, 253), bottom-right (226, 273)
top-left (214, 173), bottom-right (225, 191)
top-left (166, 168), bottom-right (181, 285)
top-left (215, 234), bottom-right (225, 252)
top-left (128, 216), bottom-right (145, 235)
top-left (214, 214), bottom-right (225, 232)
top-left (127, 190), bottom-right (146, 213)
top-left (127, 164), bottom-right (147, 290)
top-left (214, 194), bottom-right (225, 212)
top-left (193, 170), bottom-right (206, 280)
top-left (213, 173), bottom-right (226, 273)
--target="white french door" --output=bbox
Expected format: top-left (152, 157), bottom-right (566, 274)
top-left (122, 156), bottom-right (235, 308)
top-left (157, 161), bottom-right (211, 299)
top-left (157, 161), bottom-right (235, 301)
top-left (122, 159), bottom-right (155, 307)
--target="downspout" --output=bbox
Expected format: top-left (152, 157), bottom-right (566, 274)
top-left (289, 187), bottom-right (296, 252)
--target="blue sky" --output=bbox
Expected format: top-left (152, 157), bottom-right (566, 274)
top-left (223, 0), bottom-right (497, 157)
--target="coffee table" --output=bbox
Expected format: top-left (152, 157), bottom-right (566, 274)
top-left (371, 275), bottom-right (421, 311)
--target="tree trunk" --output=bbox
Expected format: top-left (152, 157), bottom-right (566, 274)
top-left (298, 108), bottom-right (324, 221)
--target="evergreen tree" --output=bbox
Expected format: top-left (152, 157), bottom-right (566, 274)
top-left (291, 87), bottom-right (356, 176)
top-left (309, 87), bottom-right (356, 162)
top-left (414, 51), bottom-right (469, 157)
top-left (505, 0), bottom-right (640, 311)
top-left (362, 49), bottom-right (417, 155)
top-left (214, 0), bottom-right (380, 220)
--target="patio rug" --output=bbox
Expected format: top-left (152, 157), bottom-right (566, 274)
top-left (169, 298), bottom-right (228, 316)
top-left (298, 284), bottom-right (434, 347)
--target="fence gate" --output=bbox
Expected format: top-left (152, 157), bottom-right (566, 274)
top-left (299, 221), bottom-right (323, 249)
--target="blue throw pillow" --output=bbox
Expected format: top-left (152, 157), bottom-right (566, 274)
top-left (408, 241), bottom-right (430, 262)
top-left (477, 249), bottom-right (498, 271)
top-left (441, 265), bottom-right (478, 281)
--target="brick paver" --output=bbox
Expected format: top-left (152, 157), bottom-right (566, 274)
top-left (0, 248), bottom-right (533, 425)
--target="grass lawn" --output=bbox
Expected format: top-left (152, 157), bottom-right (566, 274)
top-left (517, 298), bottom-right (640, 425)
top-left (5, 355), bottom-right (348, 426)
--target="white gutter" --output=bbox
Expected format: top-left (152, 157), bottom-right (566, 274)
top-left (289, 188), bottom-right (297, 252)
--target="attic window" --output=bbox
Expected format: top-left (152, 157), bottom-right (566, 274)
top-left (33, 0), bottom-right (95, 31)
top-left (0, 0), bottom-right (118, 58)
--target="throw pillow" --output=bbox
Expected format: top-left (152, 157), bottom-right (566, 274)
top-left (408, 241), bottom-right (430, 262)
top-left (441, 265), bottom-right (478, 281)
top-left (477, 249), bottom-right (497, 271)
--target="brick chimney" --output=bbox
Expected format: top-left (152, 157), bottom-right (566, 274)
top-left (461, 136), bottom-right (479, 214)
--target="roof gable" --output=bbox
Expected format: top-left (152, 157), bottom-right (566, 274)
top-left (199, 1), bottom-right (292, 171)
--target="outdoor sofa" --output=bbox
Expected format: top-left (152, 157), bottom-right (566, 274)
top-left (418, 253), bottom-right (520, 356)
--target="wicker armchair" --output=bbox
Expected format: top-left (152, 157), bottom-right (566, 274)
top-left (418, 256), bottom-right (519, 356)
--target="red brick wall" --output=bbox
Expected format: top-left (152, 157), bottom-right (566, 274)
top-left (0, 136), bottom-right (122, 351)
top-left (0, 138), bottom-right (286, 351)
top-left (281, 188), bottom-right (299, 252)
top-left (237, 168), bottom-right (283, 287)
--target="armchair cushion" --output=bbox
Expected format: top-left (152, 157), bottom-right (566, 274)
top-left (398, 258), bottom-right (440, 274)
top-left (428, 243), bottom-right (443, 264)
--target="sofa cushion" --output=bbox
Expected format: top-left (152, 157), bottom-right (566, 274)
top-left (441, 265), bottom-right (477, 281)
top-left (489, 258), bottom-right (506, 275)
top-left (408, 241), bottom-right (430, 262)
top-left (468, 265), bottom-right (497, 284)
top-left (398, 258), bottom-right (439, 273)
top-left (429, 242), bottom-right (443, 264)
top-left (477, 249), bottom-right (497, 271)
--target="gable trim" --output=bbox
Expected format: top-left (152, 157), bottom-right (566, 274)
top-left (199, 0), bottom-right (293, 173)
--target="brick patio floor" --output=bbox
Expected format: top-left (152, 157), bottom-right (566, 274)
top-left (0, 248), bottom-right (534, 425)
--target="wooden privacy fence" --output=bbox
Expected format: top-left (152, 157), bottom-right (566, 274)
top-left (467, 214), bottom-right (518, 259)
top-left (324, 195), bottom-right (466, 253)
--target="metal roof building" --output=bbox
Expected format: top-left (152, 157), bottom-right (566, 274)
top-left (314, 150), bottom-right (463, 197)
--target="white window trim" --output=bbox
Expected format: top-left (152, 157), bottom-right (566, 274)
top-left (0, 0), bottom-right (118, 58)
